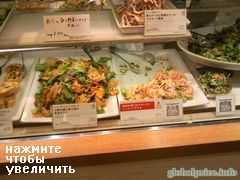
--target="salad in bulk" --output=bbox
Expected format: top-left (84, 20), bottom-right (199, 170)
top-left (32, 57), bottom-right (119, 117)
top-left (60, 0), bottom-right (101, 10)
top-left (121, 69), bottom-right (193, 101)
top-left (0, 5), bottom-right (11, 26)
top-left (198, 69), bottom-right (232, 96)
top-left (117, 0), bottom-right (166, 27)
top-left (188, 18), bottom-right (240, 63)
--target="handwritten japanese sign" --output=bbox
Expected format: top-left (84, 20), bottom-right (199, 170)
top-left (43, 14), bottom-right (90, 42)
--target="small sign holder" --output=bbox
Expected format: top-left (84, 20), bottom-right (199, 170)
top-left (163, 99), bottom-right (183, 121)
top-left (52, 103), bottom-right (97, 130)
top-left (216, 94), bottom-right (235, 116)
top-left (0, 108), bottom-right (13, 135)
top-left (144, 9), bottom-right (187, 36)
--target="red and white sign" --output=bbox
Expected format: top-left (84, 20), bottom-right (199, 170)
top-left (120, 101), bottom-right (155, 112)
top-left (119, 99), bottom-right (163, 123)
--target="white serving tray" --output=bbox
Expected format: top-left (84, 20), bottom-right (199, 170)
top-left (21, 49), bottom-right (119, 123)
top-left (0, 2), bottom-right (14, 33)
top-left (0, 54), bottom-right (37, 121)
top-left (112, 49), bottom-right (209, 108)
top-left (181, 52), bottom-right (240, 109)
top-left (177, 26), bottom-right (240, 71)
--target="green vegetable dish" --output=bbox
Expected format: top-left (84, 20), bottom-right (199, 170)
top-left (198, 71), bottom-right (231, 97)
top-left (188, 18), bottom-right (240, 63)
top-left (0, 7), bottom-right (11, 26)
top-left (32, 57), bottom-right (119, 117)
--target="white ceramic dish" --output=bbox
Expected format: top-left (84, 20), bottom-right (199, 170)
top-left (0, 55), bottom-right (37, 121)
top-left (21, 49), bottom-right (119, 123)
top-left (177, 26), bottom-right (240, 71)
top-left (112, 49), bottom-right (209, 108)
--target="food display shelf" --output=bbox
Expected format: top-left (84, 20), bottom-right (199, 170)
top-left (0, 10), bottom-right (190, 50)
top-left (0, 45), bottom-right (240, 138)
top-left (0, 1), bottom-right (240, 166)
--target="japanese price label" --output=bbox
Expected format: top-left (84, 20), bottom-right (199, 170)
top-left (52, 103), bottom-right (97, 130)
top-left (216, 94), bottom-right (235, 116)
top-left (43, 14), bottom-right (90, 42)
top-left (144, 9), bottom-right (187, 36)
top-left (163, 99), bottom-right (183, 121)
top-left (0, 108), bottom-right (13, 135)
top-left (119, 99), bottom-right (163, 124)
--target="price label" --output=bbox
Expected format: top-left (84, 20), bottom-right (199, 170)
top-left (163, 99), bottom-right (183, 121)
top-left (0, 108), bottom-right (13, 135)
top-left (119, 99), bottom-right (163, 124)
top-left (144, 9), bottom-right (187, 36)
top-left (52, 103), bottom-right (97, 130)
top-left (43, 14), bottom-right (90, 42)
top-left (216, 94), bottom-right (235, 116)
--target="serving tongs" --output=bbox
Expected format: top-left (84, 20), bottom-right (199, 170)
top-left (82, 46), bottom-right (96, 62)
top-left (111, 46), bottom-right (156, 64)
top-left (82, 46), bottom-right (103, 61)
top-left (110, 47), bottom-right (141, 74)
top-left (21, 52), bottom-right (27, 78)
top-left (0, 56), bottom-right (10, 76)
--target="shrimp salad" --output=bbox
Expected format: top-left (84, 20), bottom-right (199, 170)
top-left (32, 57), bottom-right (119, 117)
top-left (121, 70), bottom-right (193, 101)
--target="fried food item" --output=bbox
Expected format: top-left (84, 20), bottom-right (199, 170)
top-left (4, 63), bottom-right (23, 82)
top-left (0, 94), bottom-right (16, 108)
top-left (0, 81), bottom-right (20, 96)
top-left (5, 71), bottom-right (23, 82)
top-left (0, 97), bottom-right (5, 108)
top-left (16, 2), bottom-right (50, 10)
top-left (0, 52), bottom-right (10, 60)
top-left (5, 63), bottom-right (23, 73)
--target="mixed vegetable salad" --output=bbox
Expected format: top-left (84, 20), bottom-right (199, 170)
top-left (188, 18), bottom-right (240, 63)
top-left (198, 69), bottom-right (232, 96)
top-left (32, 57), bottom-right (119, 117)
top-left (121, 69), bottom-right (193, 101)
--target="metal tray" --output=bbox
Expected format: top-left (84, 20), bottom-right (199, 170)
top-left (110, 0), bottom-right (176, 34)
top-left (111, 48), bottom-right (209, 108)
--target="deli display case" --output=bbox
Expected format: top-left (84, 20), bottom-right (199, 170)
top-left (0, 0), bottom-right (240, 169)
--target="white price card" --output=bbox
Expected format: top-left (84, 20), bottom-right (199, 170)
top-left (52, 103), bottom-right (97, 130)
top-left (43, 14), bottom-right (90, 42)
top-left (144, 9), bottom-right (187, 36)
top-left (119, 99), bottom-right (163, 124)
top-left (216, 94), bottom-right (235, 116)
top-left (0, 108), bottom-right (13, 135)
top-left (163, 99), bottom-right (183, 121)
